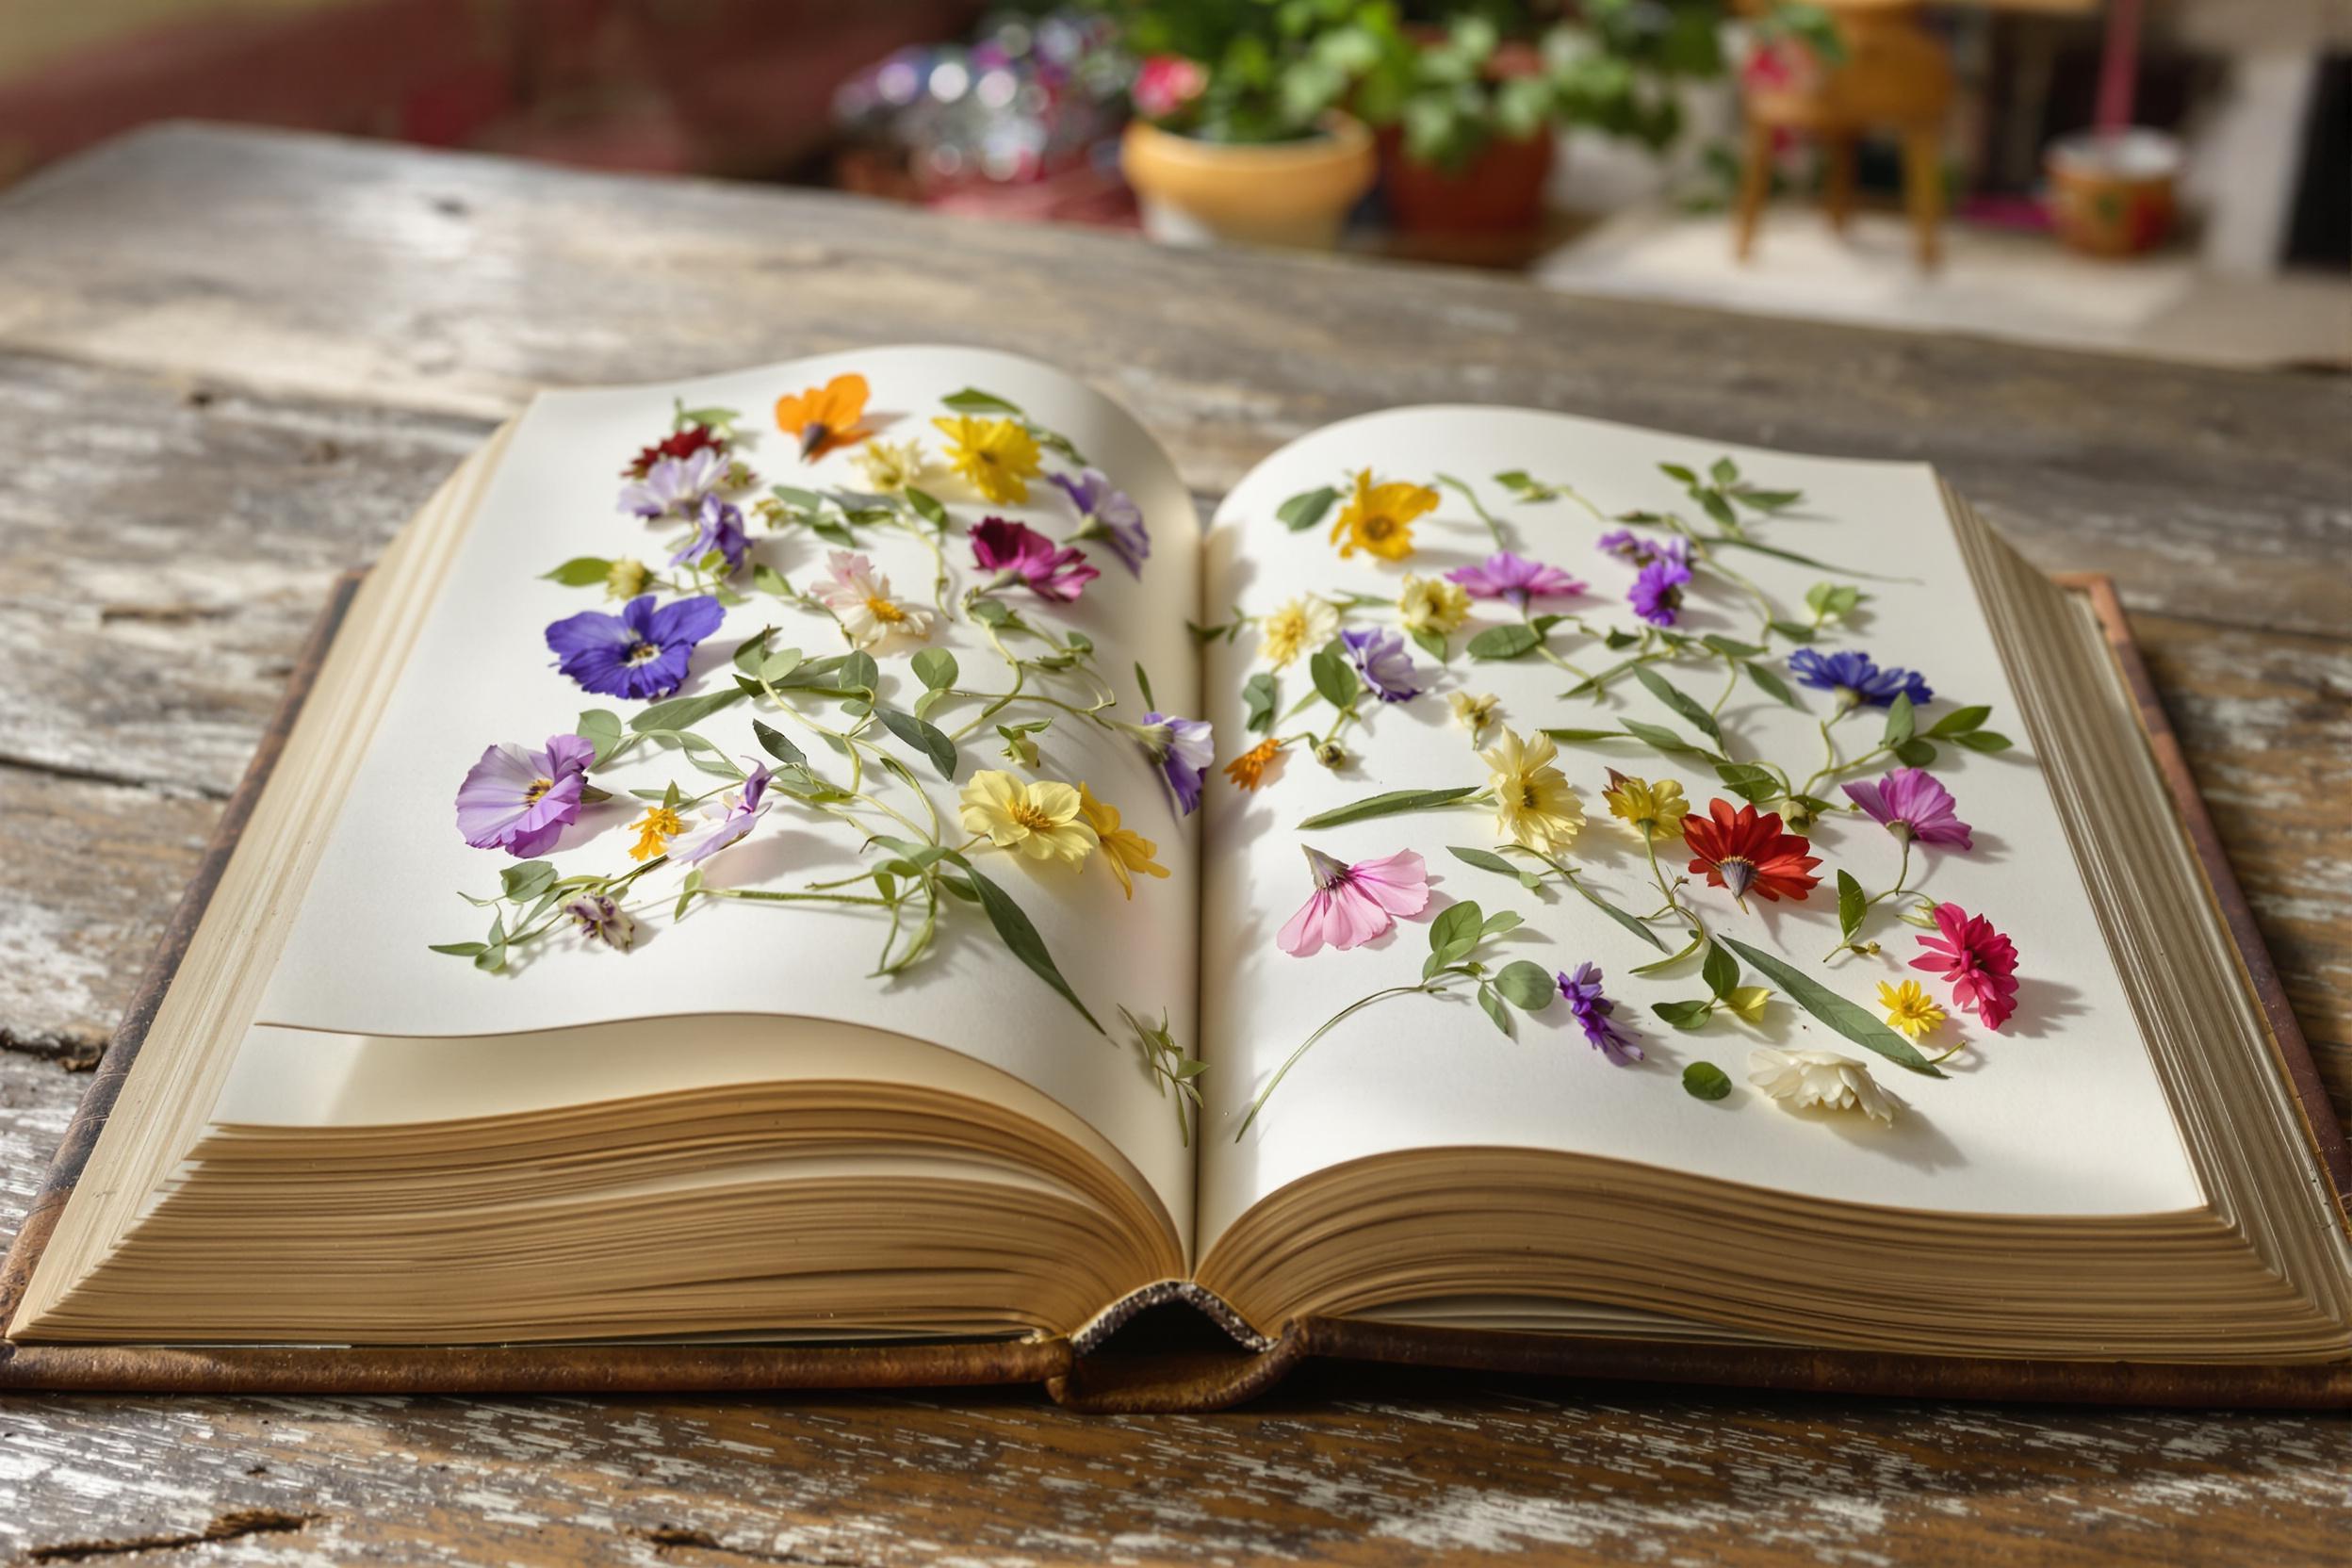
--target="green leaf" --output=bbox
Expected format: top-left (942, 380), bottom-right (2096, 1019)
top-left (1132, 661), bottom-right (1155, 710)
top-left (752, 563), bottom-right (791, 596)
top-left (1242, 672), bottom-right (1278, 734)
top-left (1715, 936), bottom-right (1947, 1077)
top-left (1468, 623), bottom-right (1543, 661)
top-left (751, 719), bottom-right (806, 769)
top-left (500, 860), bottom-right (557, 904)
top-left (1428, 900), bottom-right (1485, 967)
top-left (1494, 959), bottom-right (1558, 1011)
top-left (1298, 785), bottom-right (1482, 830)
top-left (1410, 626), bottom-right (1449, 663)
top-left (1277, 485), bottom-right (1341, 532)
top-left (911, 648), bottom-right (958, 690)
top-left (874, 705), bottom-right (957, 780)
top-left (631, 687), bottom-right (745, 733)
top-left (1540, 727), bottom-right (1623, 743)
top-left (771, 483), bottom-right (826, 514)
top-left (903, 486), bottom-right (948, 529)
top-left (1708, 536), bottom-right (1899, 579)
top-left (1837, 870), bottom-right (1866, 945)
top-left (1953, 729), bottom-right (2013, 754)
top-left (1682, 1061), bottom-right (1733, 1101)
top-left (1308, 645), bottom-right (1359, 709)
top-left (1882, 693), bottom-right (1916, 749)
top-left (840, 651), bottom-right (880, 694)
top-left (1480, 909), bottom-right (1524, 939)
top-left (543, 556), bottom-right (612, 586)
top-left (963, 865), bottom-right (1102, 1035)
top-left (1709, 456), bottom-right (1739, 486)
top-left (1658, 462), bottom-right (1698, 484)
top-left (1702, 941), bottom-right (1740, 1000)
top-left (968, 596), bottom-right (1013, 628)
top-left (1743, 661), bottom-right (1805, 710)
top-left (1893, 738), bottom-right (1938, 768)
top-left (428, 940), bottom-right (488, 957)
top-left (1633, 665), bottom-right (1723, 747)
top-left (1701, 634), bottom-right (1766, 660)
top-left (1619, 718), bottom-right (1723, 765)
top-left (1714, 761), bottom-right (1780, 804)
top-left (1652, 999), bottom-right (1716, 1031)
top-left (1770, 620), bottom-right (1818, 644)
top-left (1477, 983), bottom-right (1514, 1037)
top-left (577, 708), bottom-right (625, 765)
top-left (1927, 703), bottom-right (1990, 737)
top-left (1449, 844), bottom-right (1543, 890)
top-left (941, 387), bottom-right (1021, 416)
top-left (1561, 874), bottom-right (1671, 952)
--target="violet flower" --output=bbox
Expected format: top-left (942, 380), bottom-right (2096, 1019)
top-left (1628, 557), bottom-right (1693, 627)
top-left (1134, 710), bottom-right (1215, 815)
top-left (1843, 768), bottom-right (1973, 850)
top-left (667, 493), bottom-right (749, 574)
top-left (566, 893), bottom-right (638, 950)
top-left (1341, 628), bottom-right (1423, 704)
top-left (1596, 530), bottom-right (1688, 570)
top-left (1559, 962), bottom-right (1642, 1064)
top-left (546, 594), bottom-right (724, 701)
top-left (1789, 648), bottom-right (1934, 710)
top-left (619, 447), bottom-right (727, 520)
top-left (970, 515), bottom-right (1100, 602)
top-left (455, 732), bottom-right (594, 858)
top-left (1446, 551), bottom-right (1586, 610)
top-left (1050, 468), bottom-right (1150, 578)
top-left (673, 764), bottom-right (775, 864)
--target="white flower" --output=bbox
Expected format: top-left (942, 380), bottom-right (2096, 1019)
top-left (1259, 596), bottom-right (1339, 669)
top-left (1747, 1047), bottom-right (1904, 1127)
top-left (814, 550), bottom-right (936, 654)
top-left (853, 438), bottom-right (927, 495)
top-left (1448, 690), bottom-right (1499, 739)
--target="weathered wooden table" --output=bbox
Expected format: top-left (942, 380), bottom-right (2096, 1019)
top-left (1, 123), bottom-right (2346, 1564)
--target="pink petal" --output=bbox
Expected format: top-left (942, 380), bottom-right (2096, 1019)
top-left (1323, 884), bottom-right (1392, 950)
top-left (1277, 892), bottom-right (1332, 956)
top-left (1349, 850), bottom-right (1431, 916)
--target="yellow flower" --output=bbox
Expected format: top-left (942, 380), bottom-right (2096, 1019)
top-left (1397, 574), bottom-right (1470, 634)
top-left (628, 805), bottom-right (685, 862)
top-left (1603, 770), bottom-right (1690, 843)
top-left (958, 770), bottom-right (1095, 865)
top-left (1878, 980), bottom-right (1947, 1040)
top-left (853, 437), bottom-right (927, 495)
top-left (1222, 737), bottom-right (1286, 792)
top-left (1258, 596), bottom-right (1338, 669)
top-left (932, 416), bottom-right (1040, 504)
top-left (1331, 469), bottom-right (1437, 562)
top-left (1724, 986), bottom-right (1772, 1024)
top-left (604, 557), bottom-right (650, 600)
top-left (1076, 785), bottom-right (1169, 900)
top-left (1448, 691), bottom-right (1499, 740)
top-left (1480, 727), bottom-right (1582, 853)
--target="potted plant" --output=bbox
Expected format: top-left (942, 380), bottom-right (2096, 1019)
top-left (1114, 0), bottom-right (1399, 249)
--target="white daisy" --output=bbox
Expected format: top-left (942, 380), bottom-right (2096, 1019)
top-left (1748, 1048), bottom-right (1905, 1127)
top-left (814, 550), bottom-right (936, 655)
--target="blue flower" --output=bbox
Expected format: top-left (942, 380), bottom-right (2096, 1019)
top-left (546, 595), bottom-right (724, 701)
top-left (1341, 628), bottom-right (1423, 704)
top-left (1788, 648), bottom-right (1932, 709)
top-left (1134, 711), bottom-right (1214, 815)
top-left (668, 493), bottom-right (749, 574)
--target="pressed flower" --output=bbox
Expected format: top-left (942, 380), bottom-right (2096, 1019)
top-left (565, 893), bottom-right (638, 950)
top-left (1330, 469), bottom-right (1436, 562)
top-left (1596, 529), bottom-right (1688, 569)
top-left (455, 732), bottom-right (593, 858)
top-left (1445, 551), bottom-right (1588, 609)
top-left (619, 447), bottom-right (727, 521)
top-left (1050, 468), bottom-right (1150, 577)
top-left (624, 423), bottom-right (724, 481)
top-left (604, 558), bottom-right (650, 600)
top-left (933, 415), bottom-right (1041, 503)
top-left (1223, 736), bottom-right (1286, 792)
top-left (1131, 710), bottom-right (1215, 814)
top-left (1789, 648), bottom-right (1934, 710)
top-left (1878, 978), bottom-right (1947, 1040)
top-left (1342, 628), bottom-right (1424, 704)
top-left (1397, 574), bottom-right (1471, 634)
top-left (1448, 690), bottom-right (1499, 740)
top-left (628, 804), bottom-right (685, 862)
top-left (1749, 1047), bottom-right (1905, 1126)
top-left (1628, 557), bottom-right (1693, 628)
top-left (546, 595), bottom-right (725, 701)
top-left (813, 550), bottom-right (938, 655)
top-left (1260, 596), bottom-right (1338, 668)
top-left (1604, 770), bottom-right (1690, 842)
top-left (1481, 727), bottom-right (1583, 853)
top-left (1680, 798), bottom-right (1821, 906)
top-left (1723, 986), bottom-right (1772, 1024)
top-left (852, 437), bottom-right (926, 494)
top-left (1843, 768), bottom-right (1973, 850)
top-left (774, 372), bottom-right (871, 459)
top-left (673, 765), bottom-right (775, 866)
top-left (958, 771), bottom-right (1096, 865)
top-left (1910, 902), bottom-right (2020, 1032)
top-left (667, 494), bottom-right (749, 574)
top-left (970, 515), bottom-right (1099, 602)
top-left (1077, 785), bottom-right (1168, 899)
top-left (1276, 846), bottom-right (1429, 956)
top-left (1558, 962), bottom-right (1642, 1064)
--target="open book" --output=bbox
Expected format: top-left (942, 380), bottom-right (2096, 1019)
top-left (8, 346), bottom-right (2348, 1387)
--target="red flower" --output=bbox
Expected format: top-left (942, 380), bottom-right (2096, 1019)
top-left (622, 424), bottom-right (724, 480)
top-left (1910, 903), bottom-right (2020, 1033)
top-left (1679, 798), bottom-right (1821, 906)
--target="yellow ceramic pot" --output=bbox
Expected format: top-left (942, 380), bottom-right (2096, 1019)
top-left (1119, 114), bottom-right (1377, 251)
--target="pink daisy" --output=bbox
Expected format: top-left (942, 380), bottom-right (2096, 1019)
top-left (1843, 768), bottom-right (1973, 850)
top-left (1277, 846), bottom-right (1430, 957)
top-left (1910, 902), bottom-right (2020, 1032)
top-left (1445, 551), bottom-right (1587, 610)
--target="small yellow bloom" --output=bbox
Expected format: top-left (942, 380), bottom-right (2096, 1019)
top-left (932, 415), bottom-right (1040, 504)
top-left (628, 805), bottom-right (685, 862)
top-left (1396, 574), bottom-right (1470, 634)
top-left (1076, 785), bottom-right (1169, 900)
top-left (1724, 986), bottom-right (1772, 1024)
top-left (1480, 727), bottom-right (1582, 853)
top-left (1448, 691), bottom-right (1500, 740)
top-left (1604, 770), bottom-right (1690, 843)
top-left (1222, 737), bottom-right (1286, 792)
top-left (1258, 596), bottom-right (1338, 669)
top-left (1878, 979), bottom-right (1947, 1040)
top-left (958, 770), bottom-right (1095, 865)
top-left (1331, 469), bottom-right (1437, 562)
top-left (853, 437), bottom-right (927, 495)
top-left (604, 557), bottom-right (650, 600)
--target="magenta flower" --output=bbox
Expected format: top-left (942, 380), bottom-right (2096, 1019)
top-left (1911, 903), bottom-right (2020, 1033)
top-left (970, 516), bottom-right (1099, 602)
top-left (456, 733), bottom-right (594, 858)
top-left (1276, 846), bottom-right (1430, 956)
top-left (1843, 768), bottom-right (1972, 850)
top-left (1446, 551), bottom-right (1587, 609)
top-left (1628, 557), bottom-right (1693, 627)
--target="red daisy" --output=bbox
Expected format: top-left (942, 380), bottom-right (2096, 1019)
top-left (621, 423), bottom-right (725, 480)
top-left (1910, 902), bottom-right (2020, 1032)
top-left (1679, 798), bottom-right (1821, 906)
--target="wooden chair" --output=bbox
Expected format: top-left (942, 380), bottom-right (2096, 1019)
top-left (1734, 0), bottom-right (1954, 268)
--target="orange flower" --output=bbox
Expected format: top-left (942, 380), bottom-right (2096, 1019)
top-left (774, 372), bottom-right (871, 459)
top-left (1222, 738), bottom-right (1286, 792)
top-left (1680, 798), bottom-right (1821, 907)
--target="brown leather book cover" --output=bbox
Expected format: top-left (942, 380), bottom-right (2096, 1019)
top-left (3, 573), bottom-right (2346, 1410)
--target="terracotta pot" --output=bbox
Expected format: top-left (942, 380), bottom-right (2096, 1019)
top-left (1379, 124), bottom-right (1556, 234)
top-left (2046, 129), bottom-right (2180, 258)
top-left (1119, 113), bottom-right (1377, 250)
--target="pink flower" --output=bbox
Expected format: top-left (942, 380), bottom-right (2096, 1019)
top-left (1910, 902), bottom-right (2020, 1032)
top-left (970, 516), bottom-right (1099, 603)
top-left (1445, 551), bottom-right (1587, 609)
top-left (1277, 846), bottom-right (1430, 957)
top-left (1843, 768), bottom-right (1972, 849)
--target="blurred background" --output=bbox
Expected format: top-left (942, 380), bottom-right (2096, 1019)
top-left (1, 0), bottom-right (2343, 368)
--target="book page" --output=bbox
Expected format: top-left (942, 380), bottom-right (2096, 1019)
top-left (258, 347), bottom-right (1202, 1233)
top-left (1195, 405), bottom-right (2204, 1250)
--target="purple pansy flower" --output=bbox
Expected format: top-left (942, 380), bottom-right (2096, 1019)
top-left (1050, 468), bottom-right (1150, 578)
top-left (1445, 551), bottom-right (1587, 609)
top-left (667, 493), bottom-right (749, 574)
top-left (546, 594), bottom-right (725, 701)
top-left (1788, 648), bottom-right (1934, 710)
top-left (1135, 710), bottom-right (1215, 815)
top-left (1341, 628), bottom-right (1423, 704)
top-left (673, 764), bottom-right (775, 864)
top-left (1843, 768), bottom-right (1973, 850)
top-left (455, 732), bottom-right (594, 858)
top-left (1559, 962), bottom-right (1642, 1065)
top-left (970, 516), bottom-right (1100, 602)
top-left (1628, 557), bottom-right (1693, 627)
top-left (565, 893), bottom-right (638, 950)
top-left (1596, 530), bottom-right (1689, 570)
top-left (619, 447), bottom-right (727, 520)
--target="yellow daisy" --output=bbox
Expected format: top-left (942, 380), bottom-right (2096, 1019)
top-left (958, 770), bottom-right (1095, 865)
top-left (1396, 574), bottom-right (1470, 634)
top-left (1076, 785), bottom-right (1169, 900)
top-left (1603, 770), bottom-right (1690, 843)
top-left (1331, 469), bottom-right (1437, 562)
top-left (1258, 596), bottom-right (1338, 669)
top-left (1480, 727), bottom-right (1583, 853)
top-left (628, 805), bottom-right (685, 862)
top-left (931, 415), bottom-right (1040, 504)
top-left (853, 437), bottom-right (927, 495)
top-left (1878, 980), bottom-right (1947, 1040)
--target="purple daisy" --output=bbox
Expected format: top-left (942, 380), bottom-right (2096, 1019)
top-left (674, 764), bottom-right (775, 864)
top-left (1050, 468), bottom-right (1150, 578)
top-left (619, 447), bottom-right (727, 520)
top-left (455, 732), bottom-right (594, 858)
top-left (546, 594), bottom-right (724, 701)
top-left (1843, 768), bottom-right (1973, 850)
top-left (1628, 557), bottom-right (1693, 627)
top-left (1445, 551), bottom-right (1587, 610)
top-left (1135, 710), bottom-right (1215, 815)
top-left (668, 493), bottom-right (749, 574)
top-left (1558, 962), bottom-right (1642, 1065)
top-left (1341, 628), bottom-right (1423, 704)
top-left (1788, 648), bottom-right (1934, 710)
